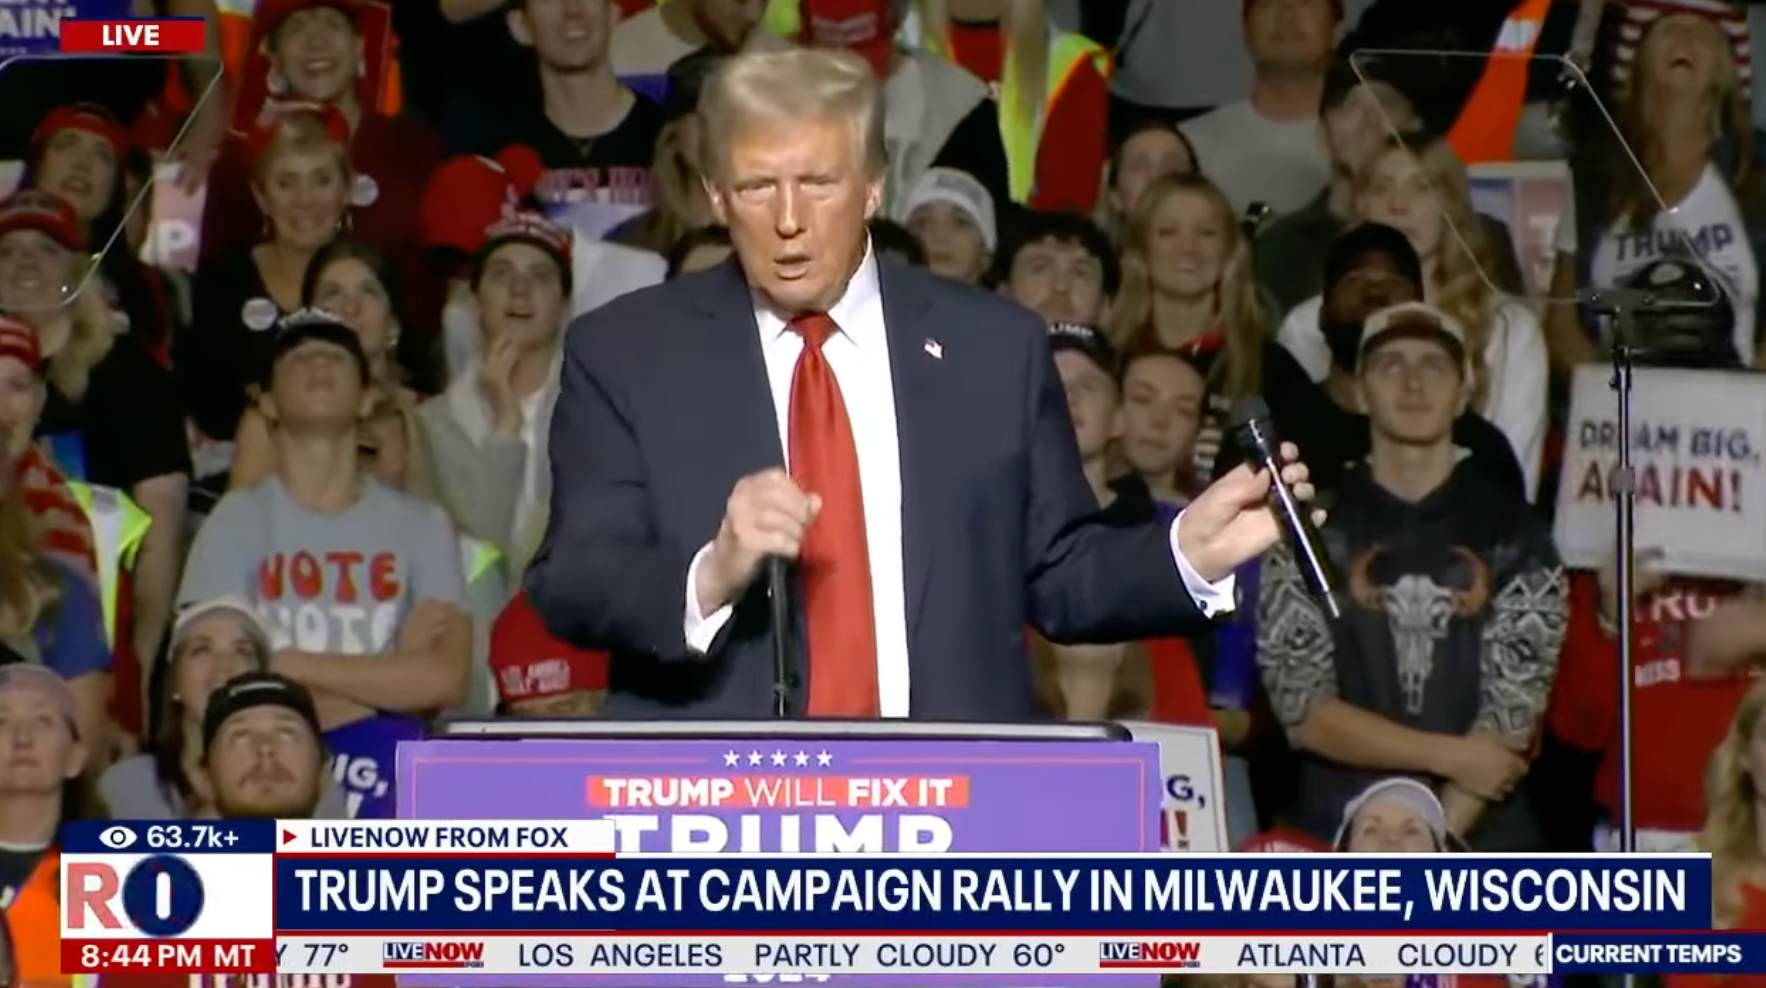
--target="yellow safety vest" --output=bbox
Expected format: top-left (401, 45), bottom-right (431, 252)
top-left (763, 0), bottom-right (800, 38)
top-left (919, 25), bottom-right (1109, 204)
top-left (62, 483), bottom-right (152, 652)
top-left (458, 536), bottom-right (503, 590)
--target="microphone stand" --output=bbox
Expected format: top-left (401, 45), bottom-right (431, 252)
top-left (1580, 286), bottom-right (1654, 856)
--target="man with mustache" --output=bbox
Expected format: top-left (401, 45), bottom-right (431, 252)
top-left (202, 672), bottom-right (328, 819)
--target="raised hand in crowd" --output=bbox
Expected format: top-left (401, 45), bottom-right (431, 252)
top-left (482, 334), bottom-right (525, 440)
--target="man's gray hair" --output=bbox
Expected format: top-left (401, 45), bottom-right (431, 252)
top-left (699, 48), bottom-right (887, 180)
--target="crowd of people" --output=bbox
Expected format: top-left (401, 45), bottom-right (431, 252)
top-left (4, 0), bottom-right (1766, 980)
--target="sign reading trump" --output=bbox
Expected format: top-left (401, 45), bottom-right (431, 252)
top-left (1554, 365), bottom-right (1766, 581)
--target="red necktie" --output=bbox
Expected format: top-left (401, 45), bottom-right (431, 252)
top-left (786, 313), bottom-right (880, 717)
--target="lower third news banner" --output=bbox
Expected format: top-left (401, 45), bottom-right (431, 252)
top-left (262, 821), bottom-right (1749, 979)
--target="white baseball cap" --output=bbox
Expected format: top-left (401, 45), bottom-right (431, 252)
top-left (901, 167), bottom-right (997, 251)
top-left (1359, 301), bottom-right (1475, 380)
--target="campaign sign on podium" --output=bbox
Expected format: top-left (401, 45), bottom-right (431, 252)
top-left (395, 734), bottom-right (1162, 987)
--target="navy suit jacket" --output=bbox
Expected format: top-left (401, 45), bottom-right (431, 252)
top-left (525, 256), bottom-right (1214, 720)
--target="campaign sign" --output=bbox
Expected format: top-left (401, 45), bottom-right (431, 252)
top-left (1467, 159), bottom-right (1570, 297)
top-left (0, 0), bottom-right (135, 56)
top-left (1554, 365), bottom-right (1766, 582)
top-left (396, 737), bottom-right (1161, 988)
top-left (1117, 721), bottom-right (1228, 853)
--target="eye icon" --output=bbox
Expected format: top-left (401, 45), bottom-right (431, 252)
top-left (99, 826), bottom-right (137, 850)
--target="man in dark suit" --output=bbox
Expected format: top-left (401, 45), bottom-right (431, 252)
top-left (527, 48), bottom-right (1317, 720)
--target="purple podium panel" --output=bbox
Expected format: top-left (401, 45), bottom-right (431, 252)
top-left (395, 736), bottom-right (1160, 988)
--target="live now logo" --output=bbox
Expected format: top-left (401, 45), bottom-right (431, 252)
top-left (59, 19), bottom-right (207, 53)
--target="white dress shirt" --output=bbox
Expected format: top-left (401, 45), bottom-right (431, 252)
top-left (683, 245), bottom-right (1238, 717)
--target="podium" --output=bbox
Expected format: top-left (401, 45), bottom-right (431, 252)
top-left (393, 720), bottom-right (1208, 986)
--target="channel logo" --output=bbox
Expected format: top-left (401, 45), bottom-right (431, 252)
top-left (65, 857), bottom-right (207, 937)
top-left (1098, 940), bottom-right (1203, 969)
top-left (59, 850), bottom-right (270, 942)
top-left (383, 942), bottom-right (488, 969)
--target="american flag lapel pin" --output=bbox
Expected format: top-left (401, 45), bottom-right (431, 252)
top-left (924, 339), bottom-right (943, 360)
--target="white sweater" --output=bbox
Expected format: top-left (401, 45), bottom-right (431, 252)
top-left (1276, 293), bottom-right (1549, 501)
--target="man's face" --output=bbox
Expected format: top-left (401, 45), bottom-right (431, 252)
top-left (1321, 251), bottom-right (1421, 369)
top-left (906, 202), bottom-right (987, 284)
top-left (690, 0), bottom-right (766, 51)
top-left (1245, 0), bottom-right (1337, 74)
top-left (513, 0), bottom-right (612, 73)
top-left (478, 242), bottom-right (568, 351)
top-left (1345, 800), bottom-right (1438, 853)
top-left (0, 229), bottom-right (75, 312)
top-left (708, 116), bottom-right (881, 314)
top-left (208, 706), bottom-right (324, 819)
top-left (266, 338), bottom-right (369, 429)
top-left (1053, 350), bottom-right (1121, 462)
top-left (0, 689), bottom-right (81, 796)
top-left (0, 357), bottom-right (44, 455)
top-left (1005, 238), bottom-right (1108, 325)
top-left (1357, 335), bottom-right (1463, 444)
top-left (1121, 354), bottom-right (1205, 481)
top-left (1110, 128), bottom-right (1195, 220)
top-left (271, 6), bottom-right (362, 104)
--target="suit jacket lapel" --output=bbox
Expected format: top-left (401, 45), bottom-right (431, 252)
top-left (690, 259), bottom-right (786, 470)
top-left (878, 259), bottom-right (946, 638)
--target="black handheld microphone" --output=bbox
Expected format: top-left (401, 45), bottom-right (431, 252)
top-left (1229, 396), bottom-right (1343, 621)
top-left (767, 556), bottom-right (793, 717)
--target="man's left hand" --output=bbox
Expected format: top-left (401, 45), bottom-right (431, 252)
top-left (1177, 442), bottom-right (1319, 583)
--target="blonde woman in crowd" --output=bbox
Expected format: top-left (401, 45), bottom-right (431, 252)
top-left (1109, 173), bottom-right (1334, 481)
top-left (184, 104), bottom-right (352, 450)
top-left (1548, 1), bottom-right (1764, 373)
top-left (0, 189), bottom-right (188, 677)
top-left (227, 237), bottom-right (440, 504)
top-left (1700, 677), bottom-right (1766, 932)
top-left (1275, 134), bottom-right (1548, 499)
top-left (0, 420), bottom-right (110, 753)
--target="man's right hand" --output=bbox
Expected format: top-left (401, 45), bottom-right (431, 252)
top-left (695, 468), bottom-right (821, 615)
top-left (1437, 732), bottom-right (1527, 801)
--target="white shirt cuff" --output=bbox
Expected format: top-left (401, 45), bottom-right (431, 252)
top-left (1169, 509), bottom-right (1237, 619)
top-left (684, 543), bottom-right (735, 654)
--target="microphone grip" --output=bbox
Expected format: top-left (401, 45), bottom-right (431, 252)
top-left (1238, 416), bottom-right (1344, 621)
top-left (767, 556), bottom-right (792, 718)
top-left (1267, 469), bottom-right (1345, 621)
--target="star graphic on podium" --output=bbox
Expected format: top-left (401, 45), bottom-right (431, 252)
top-left (771, 751), bottom-right (788, 766)
top-left (723, 751), bottom-right (740, 767)
top-left (794, 752), bottom-right (810, 766)
top-left (816, 751), bottom-right (833, 766)
top-left (748, 751), bottom-right (764, 766)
